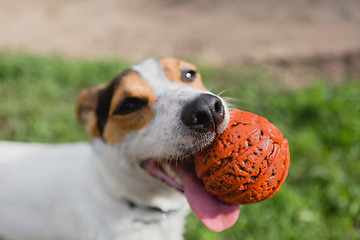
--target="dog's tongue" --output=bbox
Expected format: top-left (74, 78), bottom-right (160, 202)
top-left (174, 166), bottom-right (240, 232)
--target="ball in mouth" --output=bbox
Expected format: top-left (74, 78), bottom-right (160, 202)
top-left (194, 110), bottom-right (290, 205)
top-left (142, 110), bottom-right (290, 232)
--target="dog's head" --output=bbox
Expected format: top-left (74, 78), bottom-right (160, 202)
top-left (77, 57), bottom-right (229, 163)
top-left (76, 58), bottom-right (238, 231)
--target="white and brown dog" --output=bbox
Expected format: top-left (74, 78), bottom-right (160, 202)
top-left (0, 58), bottom-right (239, 240)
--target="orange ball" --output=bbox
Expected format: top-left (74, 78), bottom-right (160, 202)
top-left (194, 110), bottom-right (290, 205)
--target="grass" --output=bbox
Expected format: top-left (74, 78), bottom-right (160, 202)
top-left (1, 52), bottom-right (359, 239)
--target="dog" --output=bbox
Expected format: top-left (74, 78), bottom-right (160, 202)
top-left (0, 58), bottom-right (240, 240)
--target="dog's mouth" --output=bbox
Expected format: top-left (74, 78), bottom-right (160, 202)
top-left (141, 157), bottom-right (191, 192)
top-left (141, 154), bottom-right (240, 232)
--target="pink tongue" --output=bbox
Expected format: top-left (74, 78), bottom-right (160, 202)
top-left (174, 167), bottom-right (240, 232)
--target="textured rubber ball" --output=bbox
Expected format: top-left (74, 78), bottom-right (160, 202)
top-left (194, 110), bottom-right (290, 205)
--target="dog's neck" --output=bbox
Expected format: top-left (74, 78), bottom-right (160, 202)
top-left (90, 138), bottom-right (188, 213)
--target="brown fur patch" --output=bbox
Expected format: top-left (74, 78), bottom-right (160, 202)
top-left (159, 58), bottom-right (206, 90)
top-left (76, 84), bottom-right (106, 137)
top-left (102, 71), bottom-right (156, 145)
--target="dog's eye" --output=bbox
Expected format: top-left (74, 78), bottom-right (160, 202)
top-left (113, 98), bottom-right (147, 115)
top-left (181, 70), bottom-right (197, 82)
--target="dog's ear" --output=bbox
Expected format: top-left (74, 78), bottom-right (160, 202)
top-left (76, 84), bottom-right (106, 137)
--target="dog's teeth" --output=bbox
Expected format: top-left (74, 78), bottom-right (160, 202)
top-left (162, 163), bottom-right (183, 186)
top-left (174, 176), bottom-right (183, 186)
top-left (163, 164), bottom-right (176, 178)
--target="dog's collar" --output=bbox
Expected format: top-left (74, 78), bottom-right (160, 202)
top-left (126, 200), bottom-right (181, 224)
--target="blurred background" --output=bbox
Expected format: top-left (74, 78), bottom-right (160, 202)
top-left (1, 0), bottom-right (360, 87)
top-left (0, 0), bottom-right (359, 239)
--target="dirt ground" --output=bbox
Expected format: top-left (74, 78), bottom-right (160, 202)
top-left (0, 0), bottom-right (359, 87)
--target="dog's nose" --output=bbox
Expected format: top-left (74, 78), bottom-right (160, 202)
top-left (181, 94), bottom-right (225, 132)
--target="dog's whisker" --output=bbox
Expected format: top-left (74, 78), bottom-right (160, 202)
top-left (206, 85), bottom-right (216, 92)
top-left (217, 89), bottom-right (231, 96)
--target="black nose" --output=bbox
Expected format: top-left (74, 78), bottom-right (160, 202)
top-left (181, 94), bottom-right (225, 132)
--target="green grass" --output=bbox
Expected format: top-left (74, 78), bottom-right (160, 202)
top-left (1, 52), bottom-right (359, 240)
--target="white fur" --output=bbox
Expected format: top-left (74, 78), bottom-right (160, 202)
top-left (0, 58), bottom-right (229, 240)
top-left (0, 141), bottom-right (189, 240)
